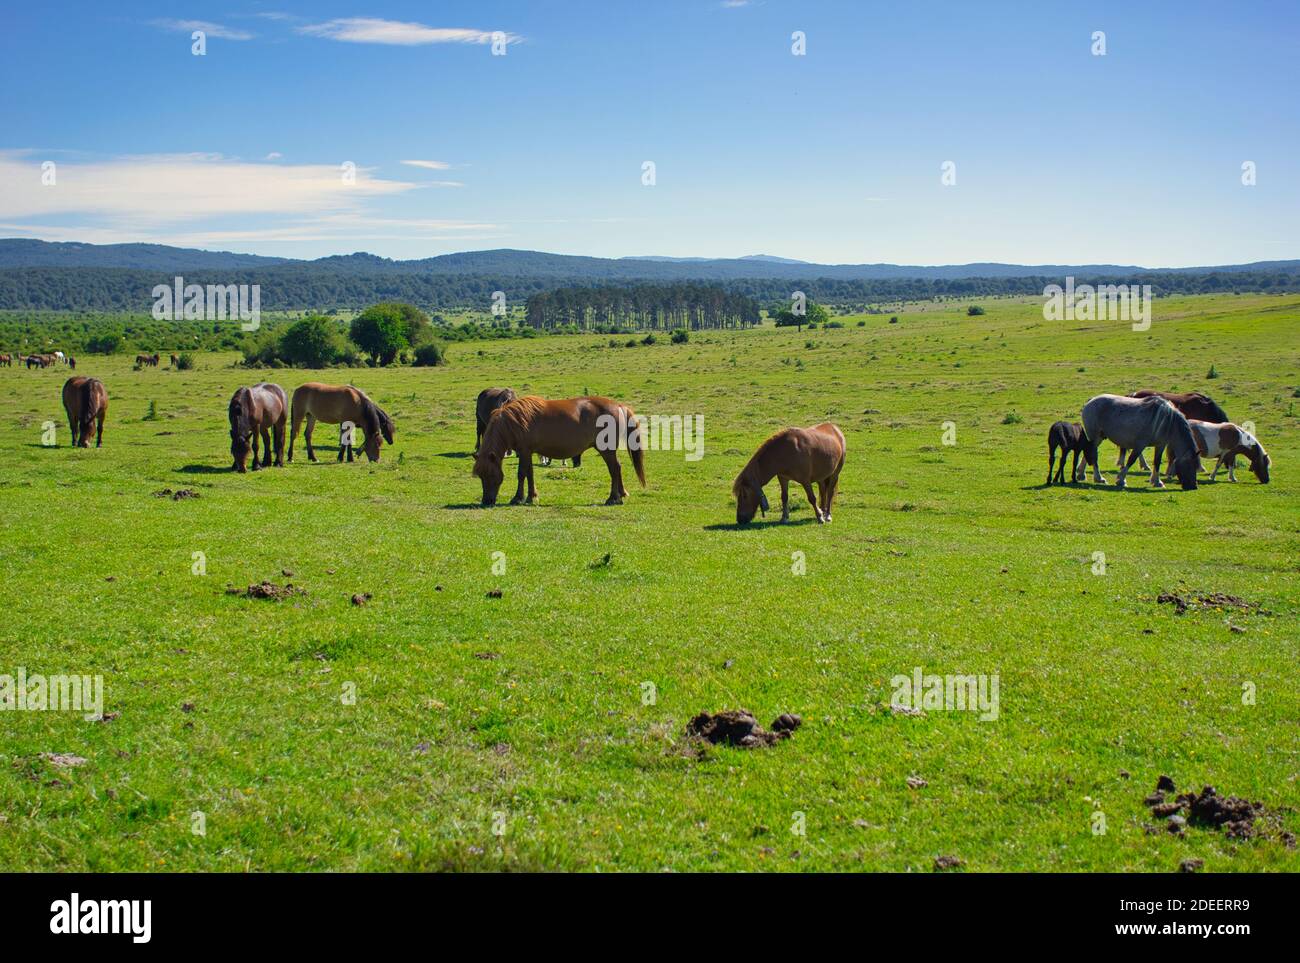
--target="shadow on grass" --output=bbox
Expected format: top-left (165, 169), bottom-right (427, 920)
top-left (178, 464), bottom-right (229, 474)
top-left (436, 451), bottom-right (473, 459)
top-left (1019, 480), bottom-right (1193, 494)
top-left (703, 518), bottom-right (818, 531)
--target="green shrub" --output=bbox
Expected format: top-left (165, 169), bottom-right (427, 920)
top-left (641, 333), bottom-right (656, 346)
top-left (967, 305), bottom-right (986, 316)
top-left (412, 342), bottom-right (447, 367)
top-left (670, 329), bottom-right (689, 344)
top-left (1002, 411), bottom-right (1023, 425)
top-left (175, 352), bottom-right (195, 370)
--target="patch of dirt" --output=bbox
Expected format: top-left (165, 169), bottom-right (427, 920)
top-left (685, 709), bottom-right (802, 749)
top-left (933, 854), bottom-right (963, 871)
top-left (40, 753), bottom-right (87, 769)
top-left (152, 487), bottom-right (200, 501)
top-left (1156, 591), bottom-right (1259, 615)
top-left (486, 588), bottom-right (503, 598)
top-left (351, 592), bottom-right (372, 606)
top-left (1141, 777), bottom-right (1293, 844)
top-left (228, 581), bottom-right (305, 601)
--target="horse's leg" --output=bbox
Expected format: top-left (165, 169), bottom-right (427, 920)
top-left (1047, 445), bottom-right (1057, 485)
top-left (825, 469), bottom-right (841, 521)
top-left (1149, 446), bottom-right (1165, 487)
top-left (273, 416), bottom-right (285, 467)
top-left (95, 411), bottom-right (104, 448)
top-left (305, 414), bottom-right (317, 462)
top-left (599, 448), bottom-right (624, 505)
top-left (1090, 438), bottom-right (1107, 484)
top-left (1115, 447), bottom-right (1125, 470)
top-left (1209, 454), bottom-right (1224, 482)
top-left (66, 410), bottom-right (77, 447)
top-left (250, 429), bottom-right (261, 470)
top-left (1116, 447), bottom-right (1142, 488)
top-left (475, 419), bottom-right (482, 455)
top-left (1227, 455), bottom-right (1238, 482)
top-left (800, 480), bottom-right (823, 522)
top-left (260, 426), bottom-right (272, 467)
top-left (779, 477), bottom-right (790, 522)
top-left (510, 450), bottom-right (528, 504)
top-left (288, 408), bottom-right (302, 462)
top-left (817, 480), bottom-right (831, 522)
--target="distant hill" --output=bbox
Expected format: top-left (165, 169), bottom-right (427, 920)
top-left (2, 239), bottom-right (1296, 281)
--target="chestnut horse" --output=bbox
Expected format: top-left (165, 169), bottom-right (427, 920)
top-left (733, 423), bottom-right (846, 525)
top-left (288, 383), bottom-right (394, 463)
top-left (473, 396), bottom-right (645, 506)
top-left (62, 376), bottom-right (108, 448)
top-left (228, 382), bottom-right (287, 472)
top-left (475, 386), bottom-right (516, 453)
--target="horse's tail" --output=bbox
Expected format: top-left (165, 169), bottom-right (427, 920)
top-left (287, 388), bottom-right (305, 461)
top-left (625, 407), bottom-right (647, 487)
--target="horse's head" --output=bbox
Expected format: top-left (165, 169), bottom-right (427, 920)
top-left (473, 448), bottom-right (504, 505)
top-left (1171, 452), bottom-right (1199, 490)
top-left (361, 400), bottom-right (394, 462)
top-left (229, 390), bottom-right (252, 471)
top-left (733, 476), bottom-right (769, 525)
top-left (1246, 441), bottom-right (1270, 484)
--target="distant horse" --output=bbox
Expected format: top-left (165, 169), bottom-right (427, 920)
top-left (733, 423), bottom-right (846, 525)
top-left (62, 376), bottom-right (108, 448)
top-left (473, 396), bottom-right (645, 506)
top-left (1082, 394), bottom-right (1199, 490)
top-left (1046, 421), bottom-right (1093, 485)
top-left (170, 354), bottom-right (180, 368)
top-left (27, 354), bottom-right (48, 369)
top-left (288, 383), bottom-right (394, 463)
top-left (229, 382), bottom-right (288, 472)
top-left (0, 353), bottom-right (10, 367)
top-left (67, 356), bottom-right (75, 370)
top-left (1118, 390), bottom-right (1231, 471)
top-left (1186, 420), bottom-right (1270, 484)
top-left (475, 387), bottom-right (516, 453)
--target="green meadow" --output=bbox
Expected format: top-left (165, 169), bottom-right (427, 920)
top-left (0, 292), bottom-right (1296, 872)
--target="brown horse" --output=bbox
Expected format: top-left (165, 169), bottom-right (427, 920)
top-left (473, 396), bottom-right (646, 506)
top-left (170, 354), bottom-right (180, 368)
top-left (475, 387), bottom-right (516, 453)
top-left (0, 353), bottom-right (11, 367)
top-left (288, 383), bottom-right (394, 463)
top-left (62, 376), bottom-right (108, 448)
top-left (733, 423), bottom-right (846, 525)
top-left (229, 383), bottom-right (288, 472)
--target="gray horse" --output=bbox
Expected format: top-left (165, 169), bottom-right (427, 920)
top-left (1081, 394), bottom-right (1199, 490)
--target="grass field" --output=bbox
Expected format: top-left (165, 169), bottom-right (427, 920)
top-left (1, 293), bottom-right (1297, 872)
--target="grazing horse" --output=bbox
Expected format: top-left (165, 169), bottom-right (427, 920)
top-left (1118, 390), bottom-right (1230, 471)
top-left (27, 354), bottom-right (47, 369)
top-left (733, 423), bottom-right (846, 525)
top-left (0, 353), bottom-right (10, 366)
top-left (228, 382), bottom-right (287, 472)
top-left (1046, 421), bottom-right (1093, 485)
top-left (61, 376), bottom-right (108, 448)
top-left (475, 387), bottom-right (517, 454)
top-left (473, 396), bottom-right (645, 506)
top-left (288, 383), bottom-right (394, 463)
top-left (1082, 394), bottom-right (1199, 490)
top-left (1186, 420), bottom-right (1270, 484)
top-left (170, 354), bottom-right (180, 368)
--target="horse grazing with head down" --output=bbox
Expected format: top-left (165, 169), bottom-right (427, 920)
top-left (733, 423), bottom-right (845, 525)
top-left (475, 387), bottom-right (516, 453)
top-left (1185, 420), bottom-right (1270, 484)
top-left (62, 376), bottom-right (108, 448)
top-left (1082, 394), bottom-right (1199, 490)
top-left (1118, 390), bottom-right (1231, 472)
top-left (473, 396), bottom-right (645, 506)
top-left (228, 382), bottom-right (287, 472)
top-left (288, 383), bottom-right (394, 463)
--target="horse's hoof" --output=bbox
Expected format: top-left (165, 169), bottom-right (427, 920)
top-left (509, 497), bottom-right (524, 506)
top-left (605, 497), bottom-right (623, 506)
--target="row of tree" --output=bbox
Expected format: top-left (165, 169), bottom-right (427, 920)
top-left (524, 284), bottom-right (761, 330)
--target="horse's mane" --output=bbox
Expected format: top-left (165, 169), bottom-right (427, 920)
top-left (732, 430), bottom-right (786, 496)
top-left (484, 396), bottom-right (545, 449)
top-left (228, 387), bottom-right (252, 438)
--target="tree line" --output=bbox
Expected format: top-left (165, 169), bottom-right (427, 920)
top-left (525, 284), bottom-right (761, 331)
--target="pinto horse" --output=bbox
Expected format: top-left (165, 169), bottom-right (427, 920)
top-left (62, 376), bottom-right (108, 448)
top-left (1186, 420), bottom-right (1270, 484)
top-left (475, 387), bottom-right (516, 454)
top-left (1082, 394), bottom-right (1199, 490)
top-left (229, 382), bottom-right (287, 472)
top-left (288, 383), bottom-right (394, 463)
top-left (733, 423), bottom-right (845, 525)
top-left (473, 396), bottom-right (645, 506)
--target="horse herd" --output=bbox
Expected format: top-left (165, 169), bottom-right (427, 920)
top-left (50, 372), bottom-right (1270, 521)
top-left (1048, 390), bottom-right (1270, 490)
top-left (5, 351), bottom-right (74, 369)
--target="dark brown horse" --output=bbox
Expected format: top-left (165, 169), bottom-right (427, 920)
top-left (62, 376), bottom-right (108, 448)
top-left (229, 382), bottom-right (288, 472)
top-left (473, 396), bottom-right (645, 506)
top-left (475, 387), bottom-right (516, 453)
top-left (1046, 421), bottom-right (1093, 485)
top-left (288, 383), bottom-right (394, 463)
top-left (0, 353), bottom-right (11, 367)
top-left (733, 423), bottom-right (846, 525)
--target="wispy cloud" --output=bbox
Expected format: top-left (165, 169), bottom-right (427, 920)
top-left (400, 159), bottom-right (451, 170)
top-left (298, 18), bottom-right (519, 46)
top-left (151, 19), bottom-right (254, 41)
top-left (722, 1), bottom-right (752, 8)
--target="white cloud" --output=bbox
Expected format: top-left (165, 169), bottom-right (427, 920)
top-left (151, 19), bottom-right (254, 40)
top-left (400, 159), bottom-right (451, 170)
top-left (299, 18), bottom-right (519, 46)
top-left (265, 152), bottom-right (283, 160)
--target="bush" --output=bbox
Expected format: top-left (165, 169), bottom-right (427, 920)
top-left (350, 304), bottom-right (410, 366)
top-left (1207, 364), bottom-right (1219, 379)
top-left (1002, 411), bottom-right (1023, 425)
top-left (641, 333), bottom-right (656, 345)
top-left (412, 342), bottom-right (447, 367)
top-left (967, 305), bottom-right (986, 316)
top-left (278, 315), bottom-right (349, 368)
top-left (890, 316), bottom-right (899, 324)
top-left (670, 329), bottom-right (689, 344)
top-left (85, 333), bottom-right (123, 354)
top-left (175, 352), bottom-right (195, 370)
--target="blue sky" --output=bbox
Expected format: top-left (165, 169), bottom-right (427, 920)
top-left (1, 0), bottom-right (1296, 265)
